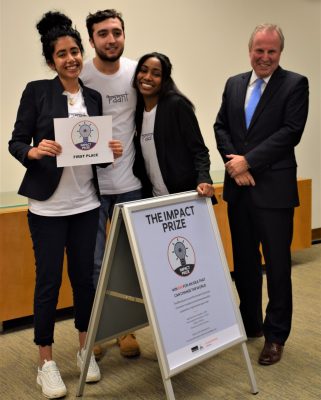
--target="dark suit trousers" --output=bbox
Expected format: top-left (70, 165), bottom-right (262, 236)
top-left (228, 190), bottom-right (294, 345)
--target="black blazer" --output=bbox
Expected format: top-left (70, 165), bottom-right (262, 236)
top-left (133, 94), bottom-right (215, 202)
top-left (9, 76), bottom-right (103, 201)
top-left (214, 66), bottom-right (309, 208)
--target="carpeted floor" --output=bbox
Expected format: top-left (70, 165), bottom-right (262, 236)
top-left (0, 244), bottom-right (320, 399)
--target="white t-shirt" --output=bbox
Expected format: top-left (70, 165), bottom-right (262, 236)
top-left (141, 106), bottom-right (169, 197)
top-left (29, 89), bottom-right (100, 216)
top-left (80, 57), bottom-right (142, 195)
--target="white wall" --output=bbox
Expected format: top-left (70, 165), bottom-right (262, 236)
top-left (1, 0), bottom-right (320, 228)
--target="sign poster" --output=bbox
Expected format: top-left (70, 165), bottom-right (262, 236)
top-left (127, 196), bottom-right (242, 372)
top-left (54, 115), bottom-right (113, 167)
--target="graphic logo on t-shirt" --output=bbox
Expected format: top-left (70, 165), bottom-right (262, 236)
top-left (168, 236), bottom-right (195, 277)
top-left (106, 92), bottom-right (129, 104)
top-left (71, 120), bottom-right (99, 150)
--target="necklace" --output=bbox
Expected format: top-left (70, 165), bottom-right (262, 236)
top-left (67, 90), bottom-right (80, 106)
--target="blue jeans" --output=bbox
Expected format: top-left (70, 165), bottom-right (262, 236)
top-left (93, 189), bottom-right (142, 288)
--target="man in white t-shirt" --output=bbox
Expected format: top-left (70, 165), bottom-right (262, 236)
top-left (81, 9), bottom-right (142, 359)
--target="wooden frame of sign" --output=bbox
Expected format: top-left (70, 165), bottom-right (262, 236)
top-left (76, 192), bottom-right (258, 399)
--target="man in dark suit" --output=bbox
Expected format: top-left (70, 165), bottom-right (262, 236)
top-left (214, 23), bottom-right (309, 365)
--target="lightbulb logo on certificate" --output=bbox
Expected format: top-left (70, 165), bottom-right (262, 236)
top-left (72, 120), bottom-right (98, 150)
top-left (168, 236), bottom-right (195, 276)
top-left (54, 115), bottom-right (113, 167)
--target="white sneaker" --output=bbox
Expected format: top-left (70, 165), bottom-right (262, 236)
top-left (77, 348), bottom-right (101, 383)
top-left (37, 360), bottom-right (67, 399)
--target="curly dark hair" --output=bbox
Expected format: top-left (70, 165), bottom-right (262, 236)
top-left (36, 11), bottom-right (84, 64)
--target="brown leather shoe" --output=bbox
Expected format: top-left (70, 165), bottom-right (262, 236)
top-left (259, 341), bottom-right (284, 365)
top-left (117, 334), bottom-right (140, 357)
top-left (93, 344), bottom-right (103, 360)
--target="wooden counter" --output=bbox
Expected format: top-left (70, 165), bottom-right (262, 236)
top-left (0, 207), bottom-right (72, 323)
top-left (0, 178), bottom-right (312, 323)
top-left (213, 178), bottom-right (312, 269)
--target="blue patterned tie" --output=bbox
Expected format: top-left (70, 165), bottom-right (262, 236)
top-left (245, 79), bottom-right (263, 128)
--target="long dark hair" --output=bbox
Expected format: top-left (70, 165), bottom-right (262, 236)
top-left (36, 11), bottom-right (84, 64)
top-left (133, 52), bottom-right (194, 110)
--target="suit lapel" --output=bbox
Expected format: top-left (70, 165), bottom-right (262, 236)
top-left (52, 76), bottom-right (69, 118)
top-left (247, 67), bottom-right (285, 131)
top-left (237, 72), bottom-right (251, 133)
top-left (83, 87), bottom-right (97, 116)
top-left (51, 77), bottom-right (99, 117)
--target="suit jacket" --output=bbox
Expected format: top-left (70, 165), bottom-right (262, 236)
top-left (9, 76), bottom-right (103, 201)
top-left (133, 94), bottom-right (215, 202)
top-left (214, 66), bottom-right (309, 208)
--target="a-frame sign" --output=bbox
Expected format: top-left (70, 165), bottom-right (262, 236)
top-left (76, 192), bottom-right (258, 398)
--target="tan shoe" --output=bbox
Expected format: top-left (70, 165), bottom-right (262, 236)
top-left (93, 344), bottom-right (103, 360)
top-left (117, 334), bottom-right (140, 357)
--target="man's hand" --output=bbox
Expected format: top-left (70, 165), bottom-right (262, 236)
top-left (225, 154), bottom-right (249, 178)
top-left (109, 140), bottom-right (123, 159)
top-left (234, 171), bottom-right (256, 186)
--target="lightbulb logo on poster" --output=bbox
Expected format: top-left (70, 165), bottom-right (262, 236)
top-left (168, 236), bottom-right (195, 276)
top-left (71, 120), bottom-right (99, 150)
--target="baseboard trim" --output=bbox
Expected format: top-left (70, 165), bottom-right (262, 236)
top-left (312, 228), bottom-right (321, 244)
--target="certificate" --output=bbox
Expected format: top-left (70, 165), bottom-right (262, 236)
top-left (54, 115), bottom-right (113, 167)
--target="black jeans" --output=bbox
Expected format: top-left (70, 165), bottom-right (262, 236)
top-left (28, 208), bottom-right (99, 346)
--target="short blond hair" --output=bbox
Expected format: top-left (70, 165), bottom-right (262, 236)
top-left (248, 23), bottom-right (284, 51)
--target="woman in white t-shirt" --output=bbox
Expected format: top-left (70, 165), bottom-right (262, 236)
top-left (132, 52), bottom-right (216, 202)
top-left (8, 11), bottom-right (122, 398)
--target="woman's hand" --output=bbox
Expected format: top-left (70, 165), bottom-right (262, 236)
top-left (109, 140), bottom-right (123, 159)
top-left (28, 139), bottom-right (62, 160)
top-left (197, 183), bottom-right (215, 197)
